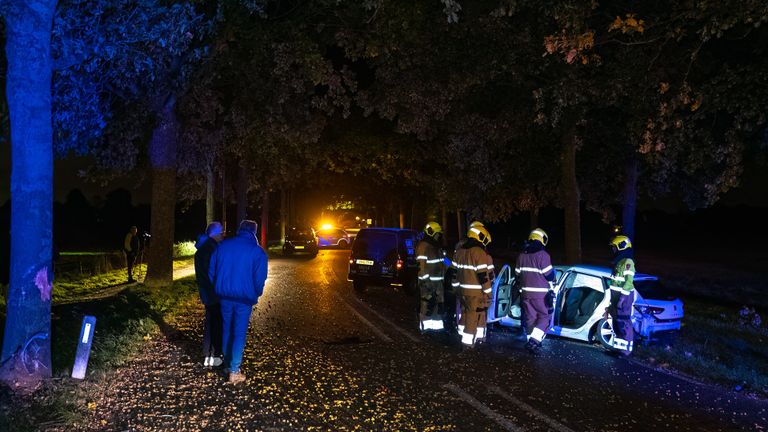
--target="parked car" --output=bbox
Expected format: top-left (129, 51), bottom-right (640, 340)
top-left (316, 227), bottom-right (353, 248)
top-left (347, 228), bottom-right (419, 294)
top-left (488, 264), bottom-right (684, 348)
top-left (283, 227), bottom-right (318, 256)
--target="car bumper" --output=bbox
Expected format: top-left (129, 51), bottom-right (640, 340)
top-left (635, 316), bottom-right (682, 337)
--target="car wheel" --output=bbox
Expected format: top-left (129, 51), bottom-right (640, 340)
top-left (353, 279), bottom-right (366, 292)
top-left (595, 318), bottom-right (615, 350)
top-left (338, 239), bottom-right (349, 249)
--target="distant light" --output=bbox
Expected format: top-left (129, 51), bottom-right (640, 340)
top-left (366, 219), bottom-right (372, 225)
top-left (355, 216), bottom-right (360, 221)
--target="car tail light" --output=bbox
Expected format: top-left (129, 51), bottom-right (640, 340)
top-left (396, 259), bottom-right (403, 269)
top-left (637, 305), bottom-right (665, 315)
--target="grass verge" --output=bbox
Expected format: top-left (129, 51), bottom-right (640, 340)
top-left (633, 297), bottom-right (768, 398)
top-left (0, 276), bottom-right (199, 430)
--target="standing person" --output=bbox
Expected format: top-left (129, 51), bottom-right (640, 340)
top-left (445, 220), bottom-right (485, 333)
top-left (451, 225), bottom-right (494, 348)
top-left (606, 235), bottom-right (636, 355)
top-left (416, 222), bottom-right (447, 332)
top-left (515, 228), bottom-right (556, 354)
top-left (209, 220), bottom-right (268, 384)
top-left (123, 226), bottom-right (139, 283)
top-left (195, 221), bottom-right (224, 367)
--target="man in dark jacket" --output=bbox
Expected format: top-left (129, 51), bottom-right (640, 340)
top-left (209, 220), bottom-right (268, 384)
top-left (195, 221), bottom-right (224, 367)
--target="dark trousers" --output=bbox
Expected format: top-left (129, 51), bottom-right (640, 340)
top-left (443, 288), bottom-right (458, 332)
top-left (522, 294), bottom-right (551, 342)
top-left (608, 291), bottom-right (635, 352)
top-left (125, 251), bottom-right (137, 280)
top-left (203, 303), bottom-right (223, 358)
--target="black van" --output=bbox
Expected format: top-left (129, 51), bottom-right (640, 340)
top-left (347, 228), bottom-right (419, 294)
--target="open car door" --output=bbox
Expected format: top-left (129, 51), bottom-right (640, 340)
top-left (488, 264), bottom-right (514, 322)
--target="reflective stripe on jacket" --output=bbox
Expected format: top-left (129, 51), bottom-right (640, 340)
top-left (609, 258), bottom-right (635, 294)
top-left (515, 250), bottom-right (554, 296)
top-left (452, 245), bottom-right (494, 295)
top-left (415, 239), bottom-right (446, 281)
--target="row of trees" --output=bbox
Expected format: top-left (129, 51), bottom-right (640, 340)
top-left (2, 0), bottom-right (766, 386)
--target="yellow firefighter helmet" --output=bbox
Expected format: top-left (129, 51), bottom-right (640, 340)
top-left (528, 228), bottom-right (549, 246)
top-left (610, 235), bottom-right (632, 251)
top-left (424, 221), bottom-right (442, 239)
top-left (469, 220), bottom-right (484, 229)
top-left (468, 225), bottom-right (492, 246)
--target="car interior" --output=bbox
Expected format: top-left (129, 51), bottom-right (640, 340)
top-left (556, 272), bottom-right (606, 329)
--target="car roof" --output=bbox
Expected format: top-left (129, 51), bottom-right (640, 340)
top-left (554, 264), bottom-right (658, 281)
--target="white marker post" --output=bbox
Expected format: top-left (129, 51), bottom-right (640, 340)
top-left (72, 315), bottom-right (96, 380)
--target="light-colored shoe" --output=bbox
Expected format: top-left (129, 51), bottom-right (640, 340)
top-left (211, 357), bottom-right (223, 367)
top-left (203, 356), bottom-right (211, 367)
top-left (228, 372), bottom-right (246, 384)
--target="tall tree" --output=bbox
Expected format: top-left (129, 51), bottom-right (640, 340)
top-left (0, 0), bottom-right (57, 387)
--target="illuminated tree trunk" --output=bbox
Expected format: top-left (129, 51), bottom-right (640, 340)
top-left (1, 0), bottom-right (57, 385)
top-left (205, 167), bottom-right (214, 224)
top-left (144, 95), bottom-right (178, 288)
top-left (398, 201), bottom-right (405, 229)
top-left (441, 208), bottom-right (448, 243)
top-left (621, 154), bottom-right (639, 241)
top-left (456, 209), bottom-right (463, 240)
top-left (260, 191), bottom-right (269, 247)
top-left (562, 132), bottom-right (582, 264)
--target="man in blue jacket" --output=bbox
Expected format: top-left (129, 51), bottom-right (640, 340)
top-left (195, 221), bottom-right (224, 368)
top-left (209, 220), bottom-right (268, 384)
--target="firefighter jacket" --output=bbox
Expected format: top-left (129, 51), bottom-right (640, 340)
top-left (451, 239), bottom-right (495, 297)
top-left (514, 244), bottom-right (555, 298)
top-left (609, 258), bottom-right (635, 295)
top-left (415, 238), bottom-right (446, 284)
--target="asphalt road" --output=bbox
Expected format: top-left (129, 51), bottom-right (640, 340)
top-left (78, 249), bottom-right (768, 431)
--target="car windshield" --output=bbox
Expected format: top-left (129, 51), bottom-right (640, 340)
top-left (287, 229), bottom-right (313, 241)
top-left (353, 231), bottom-right (397, 258)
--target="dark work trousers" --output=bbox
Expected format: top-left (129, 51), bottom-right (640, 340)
top-left (125, 251), bottom-right (137, 281)
top-left (521, 294), bottom-right (551, 342)
top-left (443, 288), bottom-right (458, 333)
top-left (608, 290), bottom-right (635, 353)
top-left (203, 303), bottom-right (223, 358)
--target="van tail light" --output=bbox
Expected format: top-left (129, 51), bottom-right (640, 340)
top-left (396, 259), bottom-right (403, 269)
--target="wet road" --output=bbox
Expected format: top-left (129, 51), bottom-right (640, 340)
top-left (83, 250), bottom-right (767, 431)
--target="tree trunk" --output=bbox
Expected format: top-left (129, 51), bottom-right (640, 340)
top-left (144, 95), bottom-right (178, 288)
top-left (562, 133), bottom-right (582, 264)
top-left (260, 191), bottom-right (269, 247)
top-left (221, 170), bottom-right (227, 233)
top-left (280, 189), bottom-right (287, 244)
top-left (398, 201), bottom-right (405, 229)
top-left (205, 167), bottom-right (214, 224)
top-left (530, 207), bottom-right (539, 230)
top-left (621, 154), bottom-right (639, 241)
top-left (441, 208), bottom-right (449, 244)
top-left (0, 0), bottom-right (57, 386)
top-left (236, 165), bottom-right (248, 224)
top-left (456, 209), bottom-right (464, 240)
top-left (410, 200), bottom-right (416, 230)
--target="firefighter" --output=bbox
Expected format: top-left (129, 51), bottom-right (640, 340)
top-left (416, 222), bottom-right (447, 332)
top-left (445, 220), bottom-right (484, 334)
top-left (451, 225), bottom-right (494, 348)
top-left (606, 235), bottom-right (636, 355)
top-left (515, 228), bottom-right (556, 354)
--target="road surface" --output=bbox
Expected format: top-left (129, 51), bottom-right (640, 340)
top-left (74, 250), bottom-right (767, 431)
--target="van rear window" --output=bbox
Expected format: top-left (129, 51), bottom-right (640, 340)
top-left (353, 231), bottom-right (397, 257)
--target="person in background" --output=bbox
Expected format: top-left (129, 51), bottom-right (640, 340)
top-left (606, 235), bottom-right (636, 355)
top-left (416, 222), bottom-right (447, 332)
top-left (515, 228), bottom-right (556, 354)
top-left (195, 221), bottom-right (225, 367)
top-left (209, 220), bottom-right (268, 384)
top-left (451, 225), bottom-right (494, 348)
top-left (124, 226), bottom-right (139, 283)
